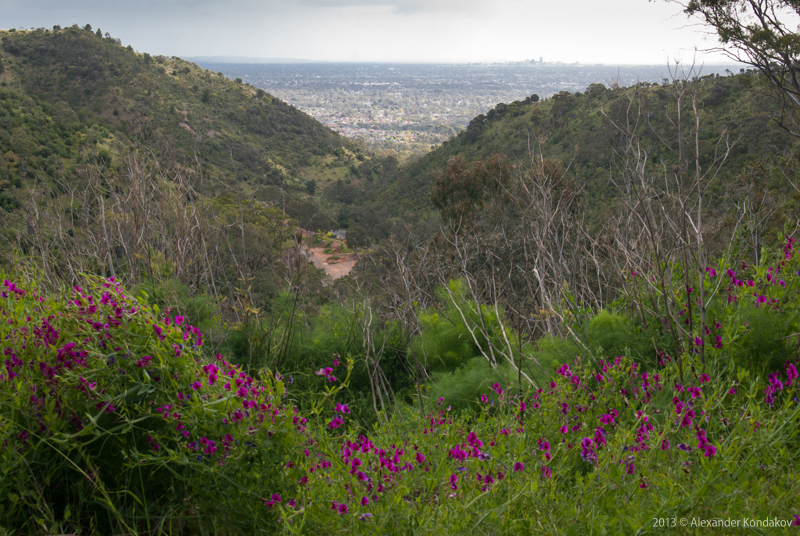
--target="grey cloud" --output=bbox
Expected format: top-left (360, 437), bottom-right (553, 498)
top-left (294, 0), bottom-right (482, 14)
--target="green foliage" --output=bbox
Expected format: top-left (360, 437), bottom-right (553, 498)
top-left (424, 357), bottom-right (520, 412)
top-left (0, 27), bottom-right (356, 234)
top-left (412, 279), bottom-right (516, 372)
top-left (2, 236), bottom-right (800, 536)
top-left (0, 273), bottom-right (300, 534)
top-left (264, 348), bottom-right (800, 535)
top-left (373, 71), bottom-right (800, 241)
top-left (529, 333), bottom-right (584, 369)
top-left (616, 235), bottom-right (800, 377)
top-left (585, 309), bottom-right (629, 355)
top-left (732, 305), bottom-right (794, 371)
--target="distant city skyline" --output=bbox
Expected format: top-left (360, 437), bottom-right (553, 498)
top-left (5, 0), bottom-right (736, 65)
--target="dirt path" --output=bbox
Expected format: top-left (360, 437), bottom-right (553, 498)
top-left (304, 247), bottom-right (358, 280)
top-left (300, 230), bottom-right (360, 281)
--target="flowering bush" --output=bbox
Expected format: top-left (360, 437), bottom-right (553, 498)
top-left (2, 238), bottom-right (800, 535)
top-left (0, 274), bottom-right (304, 534)
top-left (266, 352), bottom-right (800, 534)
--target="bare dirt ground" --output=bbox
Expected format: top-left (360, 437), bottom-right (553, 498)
top-left (301, 231), bottom-right (359, 281)
top-left (304, 247), bottom-right (358, 280)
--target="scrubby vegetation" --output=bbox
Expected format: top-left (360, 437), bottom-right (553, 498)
top-left (3, 235), bottom-right (800, 534)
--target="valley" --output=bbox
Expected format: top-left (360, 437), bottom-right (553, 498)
top-left (196, 60), bottom-right (736, 156)
top-left (1, 20), bottom-right (799, 536)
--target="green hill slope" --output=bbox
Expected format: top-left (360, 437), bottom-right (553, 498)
top-left (363, 74), bottom-right (800, 240)
top-left (0, 25), bottom-right (353, 190)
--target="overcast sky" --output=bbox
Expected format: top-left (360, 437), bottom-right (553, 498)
top-left (5, 0), bottom-right (733, 64)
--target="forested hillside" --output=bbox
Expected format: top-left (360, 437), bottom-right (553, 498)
top-left (0, 25), bottom-right (410, 235)
top-left (363, 72), bottom-right (800, 247)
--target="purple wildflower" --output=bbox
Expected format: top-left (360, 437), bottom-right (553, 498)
top-left (449, 474), bottom-right (458, 490)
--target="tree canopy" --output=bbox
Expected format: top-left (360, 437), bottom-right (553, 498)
top-left (669, 0), bottom-right (800, 135)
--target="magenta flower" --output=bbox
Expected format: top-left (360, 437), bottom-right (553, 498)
top-left (560, 425), bottom-right (568, 434)
top-left (328, 417), bottom-right (344, 430)
top-left (677, 443), bottom-right (691, 453)
top-left (360, 496), bottom-right (369, 506)
top-left (415, 452), bottom-right (425, 464)
top-left (467, 431), bottom-right (483, 448)
top-left (153, 324), bottom-right (165, 341)
top-left (793, 515), bottom-right (800, 526)
top-left (787, 364), bottom-right (798, 387)
top-left (703, 445), bottom-right (717, 457)
top-left (480, 394), bottom-right (489, 403)
top-left (191, 381), bottom-right (202, 391)
top-left (264, 493), bottom-right (282, 508)
top-left (449, 473), bottom-right (458, 490)
top-left (542, 466), bottom-right (551, 479)
top-left (599, 414), bottom-right (614, 425)
top-left (680, 409), bottom-right (695, 428)
top-left (513, 462), bottom-right (524, 472)
top-left (338, 503), bottom-right (348, 514)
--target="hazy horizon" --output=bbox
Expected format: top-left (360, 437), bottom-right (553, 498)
top-left (5, 0), bottom-right (734, 65)
top-left (185, 56), bottom-right (744, 67)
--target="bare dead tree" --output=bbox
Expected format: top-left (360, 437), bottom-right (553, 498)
top-left (602, 63), bottom-right (735, 379)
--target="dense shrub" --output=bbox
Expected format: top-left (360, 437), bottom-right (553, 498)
top-left (0, 274), bottom-right (304, 534)
top-left (3, 239), bottom-right (800, 534)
